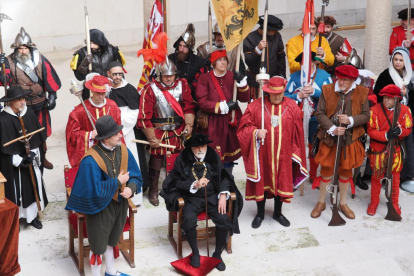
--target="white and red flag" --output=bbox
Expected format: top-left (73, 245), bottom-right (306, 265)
top-left (137, 0), bottom-right (164, 91)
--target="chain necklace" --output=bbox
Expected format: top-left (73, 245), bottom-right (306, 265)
top-left (264, 105), bottom-right (289, 127)
top-left (192, 162), bottom-right (207, 181)
top-left (97, 145), bottom-right (117, 174)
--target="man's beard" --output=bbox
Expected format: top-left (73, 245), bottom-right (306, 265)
top-left (195, 151), bottom-right (206, 160)
top-left (177, 50), bottom-right (190, 62)
top-left (16, 51), bottom-right (31, 64)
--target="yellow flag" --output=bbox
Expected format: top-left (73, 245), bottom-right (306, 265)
top-left (211, 0), bottom-right (259, 51)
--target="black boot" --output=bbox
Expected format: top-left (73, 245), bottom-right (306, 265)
top-left (355, 173), bottom-right (369, 190)
top-left (148, 156), bottom-right (163, 206)
top-left (185, 228), bottom-right (200, 267)
top-left (273, 196), bottom-right (290, 227)
top-left (252, 197), bottom-right (266, 229)
top-left (30, 217), bottom-right (43, 229)
top-left (213, 228), bottom-right (228, 271)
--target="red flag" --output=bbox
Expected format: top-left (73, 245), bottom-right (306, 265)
top-left (137, 0), bottom-right (164, 91)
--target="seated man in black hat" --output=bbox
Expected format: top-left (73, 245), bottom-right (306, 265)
top-left (70, 29), bottom-right (126, 100)
top-left (66, 115), bottom-right (142, 276)
top-left (0, 86), bottom-right (47, 229)
top-left (160, 133), bottom-right (243, 271)
top-left (243, 15), bottom-right (286, 99)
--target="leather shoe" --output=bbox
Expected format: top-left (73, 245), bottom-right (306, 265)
top-left (311, 202), bottom-right (326, 218)
top-left (190, 253), bottom-right (200, 268)
top-left (366, 203), bottom-right (378, 216)
top-left (30, 218), bottom-right (43, 229)
top-left (273, 213), bottom-right (290, 227)
top-left (212, 252), bottom-right (226, 271)
top-left (340, 204), bottom-right (355, 219)
top-left (251, 215), bottom-right (264, 229)
top-left (149, 190), bottom-right (159, 206)
top-left (43, 156), bottom-right (54, 170)
top-left (355, 174), bottom-right (368, 190)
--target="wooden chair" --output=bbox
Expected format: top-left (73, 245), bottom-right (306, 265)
top-left (65, 165), bottom-right (137, 276)
top-left (165, 147), bottom-right (236, 259)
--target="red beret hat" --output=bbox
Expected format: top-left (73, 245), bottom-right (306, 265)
top-left (335, 65), bottom-right (359, 79)
top-left (379, 84), bottom-right (402, 100)
top-left (209, 50), bottom-right (228, 64)
top-left (85, 75), bottom-right (111, 93)
top-left (262, 76), bottom-right (287, 94)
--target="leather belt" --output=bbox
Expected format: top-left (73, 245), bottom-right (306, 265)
top-left (151, 116), bottom-right (183, 124)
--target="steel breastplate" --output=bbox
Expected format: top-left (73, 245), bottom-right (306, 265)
top-left (151, 81), bottom-right (183, 131)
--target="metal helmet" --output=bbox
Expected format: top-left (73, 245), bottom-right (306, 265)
top-left (157, 56), bottom-right (178, 76)
top-left (10, 27), bottom-right (36, 49)
top-left (345, 48), bottom-right (364, 69)
top-left (212, 23), bottom-right (221, 35)
top-left (173, 23), bottom-right (196, 50)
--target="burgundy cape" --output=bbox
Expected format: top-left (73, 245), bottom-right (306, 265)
top-left (195, 71), bottom-right (249, 162)
top-left (66, 99), bottom-right (123, 167)
top-left (237, 97), bottom-right (308, 203)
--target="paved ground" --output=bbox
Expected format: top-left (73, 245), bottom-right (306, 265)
top-left (6, 28), bottom-right (414, 276)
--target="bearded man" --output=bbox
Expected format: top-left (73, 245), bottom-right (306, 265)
top-left (0, 27), bottom-right (61, 170)
top-left (286, 23), bottom-right (335, 74)
top-left (71, 29), bottom-right (126, 100)
top-left (168, 24), bottom-right (209, 99)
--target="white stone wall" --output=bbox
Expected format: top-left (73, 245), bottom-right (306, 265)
top-left (0, 0), bottom-right (410, 53)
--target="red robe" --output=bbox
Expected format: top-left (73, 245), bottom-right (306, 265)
top-left (367, 102), bottom-right (412, 174)
top-left (389, 25), bottom-right (414, 68)
top-left (137, 79), bottom-right (195, 156)
top-left (195, 71), bottom-right (250, 162)
top-left (237, 97), bottom-right (308, 203)
top-left (66, 98), bottom-right (123, 167)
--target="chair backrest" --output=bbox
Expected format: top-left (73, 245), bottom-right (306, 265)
top-left (64, 165), bottom-right (79, 188)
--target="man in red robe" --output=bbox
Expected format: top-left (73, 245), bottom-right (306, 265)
top-left (390, 8), bottom-right (414, 69)
top-left (237, 76), bottom-right (308, 229)
top-left (367, 84), bottom-right (412, 216)
top-left (195, 50), bottom-right (250, 172)
top-left (137, 58), bottom-right (196, 206)
top-left (66, 75), bottom-right (122, 167)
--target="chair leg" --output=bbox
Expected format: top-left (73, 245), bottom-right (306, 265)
top-left (129, 214), bottom-right (135, 268)
top-left (78, 218), bottom-right (85, 275)
top-left (177, 209), bottom-right (183, 259)
top-left (226, 235), bottom-right (233, 254)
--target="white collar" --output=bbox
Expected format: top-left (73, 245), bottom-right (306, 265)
top-left (386, 106), bottom-right (395, 111)
top-left (213, 69), bottom-right (227, 77)
top-left (334, 81), bottom-right (357, 94)
top-left (110, 78), bottom-right (128, 90)
top-left (100, 141), bottom-right (116, 151)
top-left (326, 32), bottom-right (333, 40)
top-left (89, 98), bottom-right (106, 108)
top-left (4, 104), bottom-right (27, 117)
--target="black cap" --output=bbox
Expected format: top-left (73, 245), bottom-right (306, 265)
top-left (398, 8), bottom-right (414, 20)
top-left (107, 61), bottom-right (123, 70)
top-left (0, 86), bottom-right (32, 102)
top-left (258, 15), bottom-right (283, 31)
top-left (295, 51), bottom-right (317, 63)
top-left (95, 115), bottom-right (123, 140)
top-left (184, 133), bottom-right (213, 148)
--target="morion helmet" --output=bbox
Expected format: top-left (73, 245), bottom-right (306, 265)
top-left (212, 23), bottom-right (221, 35)
top-left (157, 56), bottom-right (178, 76)
top-left (345, 48), bottom-right (364, 69)
top-left (11, 27), bottom-right (36, 49)
top-left (173, 23), bottom-right (196, 50)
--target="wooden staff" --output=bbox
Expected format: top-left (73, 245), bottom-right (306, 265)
top-left (0, 13), bottom-right (12, 96)
top-left (407, 1), bottom-right (412, 43)
top-left (208, 1), bottom-right (213, 55)
top-left (132, 139), bottom-right (176, 149)
top-left (230, 44), bottom-right (242, 123)
top-left (3, 127), bottom-right (44, 147)
top-left (85, 4), bottom-right (92, 72)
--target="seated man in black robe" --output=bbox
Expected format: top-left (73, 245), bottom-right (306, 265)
top-left (160, 133), bottom-right (243, 271)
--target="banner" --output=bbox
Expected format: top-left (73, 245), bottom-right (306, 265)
top-left (211, 0), bottom-right (259, 51)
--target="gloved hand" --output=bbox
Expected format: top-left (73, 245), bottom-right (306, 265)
top-left (0, 53), bottom-right (5, 66)
top-left (78, 54), bottom-right (93, 74)
top-left (227, 100), bottom-right (238, 111)
top-left (46, 93), bottom-right (57, 110)
top-left (386, 127), bottom-right (401, 140)
top-left (219, 101), bottom-right (229, 114)
top-left (19, 152), bottom-right (36, 168)
top-left (233, 71), bottom-right (245, 83)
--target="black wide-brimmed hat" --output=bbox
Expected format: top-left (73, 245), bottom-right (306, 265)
top-left (184, 133), bottom-right (213, 148)
top-left (95, 115), bottom-right (123, 141)
top-left (258, 15), bottom-right (283, 31)
top-left (398, 8), bottom-right (414, 20)
top-left (295, 51), bottom-right (317, 63)
top-left (0, 86), bottom-right (32, 102)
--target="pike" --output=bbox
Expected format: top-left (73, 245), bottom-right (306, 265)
top-left (256, 0), bottom-right (270, 145)
top-left (407, 1), bottom-right (412, 43)
top-left (208, 1), bottom-right (213, 55)
top-left (0, 13), bottom-right (12, 96)
top-left (69, 79), bottom-right (96, 130)
top-left (327, 98), bottom-right (346, 226)
top-left (382, 98), bottom-right (402, 221)
top-left (4, 120), bottom-right (44, 219)
top-left (317, 0), bottom-right (329, 47)
top-left (85, 3), bottom-right (92, 72)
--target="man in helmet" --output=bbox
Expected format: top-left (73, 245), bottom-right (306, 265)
top-left (0, 27), bottom-right (61, 170)
top-left (168, 24), bottom-right (209, 100)
top-left (70, 29), bottom-right (126, 100)
top-left (197, 23), bottom-right (245, 72)
top-left (243, 15), bottom-right (286, 99)
top-left (137, 57), bottom-right (196, 206)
